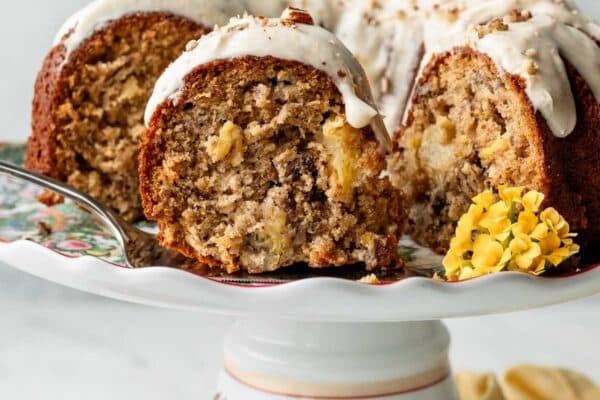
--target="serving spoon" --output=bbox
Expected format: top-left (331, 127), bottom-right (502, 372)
top-left (0, 161), bottom-right (185, 268)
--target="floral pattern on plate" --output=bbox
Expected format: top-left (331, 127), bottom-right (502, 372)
top-left (0, 144), bottom-right (126, 265)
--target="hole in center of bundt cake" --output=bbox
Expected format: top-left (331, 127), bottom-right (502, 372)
top-left (142, 57), bottom-right (401, 273)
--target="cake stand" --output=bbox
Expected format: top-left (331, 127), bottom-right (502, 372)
top-left (2, 242), bottom-right (599, 399)
top-left (1, 145), bottom-right (600, 399)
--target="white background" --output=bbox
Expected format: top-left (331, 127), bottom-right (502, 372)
top-left (0, 1), bottom-right (599, 399)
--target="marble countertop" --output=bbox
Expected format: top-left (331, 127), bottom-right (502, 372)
top-left (1, 262), bottom-right (598, 399)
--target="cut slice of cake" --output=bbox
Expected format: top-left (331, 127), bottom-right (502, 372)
top-left (389, 1), bottom-right (600, 252)
top-left (25, 0), bottom-right (246, 221)
top-left (140, 9), bottom-right (404, 273)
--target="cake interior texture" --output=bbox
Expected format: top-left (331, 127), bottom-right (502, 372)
top-left (26, 13), bottom-right (206, 221)
top-left (140, 57), bottom-right (403, 273)
top-left (390, 47), bottom-right (591, 252)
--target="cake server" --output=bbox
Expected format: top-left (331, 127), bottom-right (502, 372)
top-left (0, 161), bottom-right (185, 268)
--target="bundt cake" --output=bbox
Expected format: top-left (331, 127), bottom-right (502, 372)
top-left (25, 0), bottom-right (247, 221)
top-left (24, 0), bottom-right (598, 273)
top-left (139, 9), bottom-right (403, 274)
top-left (23, 0), bottom-right (407, 222)
top-left (389, 0), bottom-right (600, 252)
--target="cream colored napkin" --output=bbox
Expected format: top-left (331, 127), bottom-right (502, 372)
top-left (456, 365), bottom-right (600, 400)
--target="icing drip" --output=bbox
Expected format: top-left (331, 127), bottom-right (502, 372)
top-left (55, 0), bottom-right (248, 56)
top-left (476, 15), bottom-right (600, 137)
top-left (422, 0), bottom-right (600, 41)
top-left (55, 0), bottom-right (344, 62)
top-left (336, 0), bottom-right (423, 133)
top-left (421, 0), bottom-right (600, 137)
top-left (145, 12), bottom-right (390, 150)
top-left (52, 0), bottom-right (600, 138)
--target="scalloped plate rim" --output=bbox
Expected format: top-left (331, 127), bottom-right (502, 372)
top-left (1, 239), bottom-right (599, 322)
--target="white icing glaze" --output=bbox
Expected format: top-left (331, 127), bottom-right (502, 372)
top-left (55, 0), bottom-right (248, 57)
top-left (51, 0), bottom-right (600, 139)
top-left (477, 15), bottom-right (600, 137)
top-left (336, 0), bottom-right (423, 133)
top-left (420, 0), bottom-right (600, 137)
top-left (422, 0), bottom-right (600, 41)
top-left (54, 0), bottom-right (343, 61)
top-left (145, 12), bottom-right (390, 150)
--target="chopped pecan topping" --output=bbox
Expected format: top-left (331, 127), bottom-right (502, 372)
top-left (281, 7), bottom-right (314, 26)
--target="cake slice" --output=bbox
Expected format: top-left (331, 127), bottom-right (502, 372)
top-left (25, 0), bottom-right (246, 221)
top-left (140, 9), bottom-right (403, 273)
top-left (389, 1), bottom-right (600, 252)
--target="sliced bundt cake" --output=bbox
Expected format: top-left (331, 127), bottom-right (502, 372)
top-left (389, 1), bottom-right (600, 252)
top-left (140, 9), bottom-right (403, 273)
top-left (25, 0), bottom-right (246, 221)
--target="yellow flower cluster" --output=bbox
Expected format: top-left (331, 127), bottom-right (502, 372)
top-left (443, 186), bottom-right (580, 281)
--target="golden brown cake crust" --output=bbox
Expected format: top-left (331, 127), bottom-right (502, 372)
top-left (391, 47), bottom-right (596, 252)
top-left (561, 59), bottom-right (600, 245)
top-left (140, 56), bottom-right (403, 273)
top-left (26, 44), bottom-right (67, 181)
top-left (25, 12), bottom-right (207, 219)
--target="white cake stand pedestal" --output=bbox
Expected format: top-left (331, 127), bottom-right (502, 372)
top-left (218, 319), bottom-right (456, 399)
top-left (1, 240), bottom-right (599, 399)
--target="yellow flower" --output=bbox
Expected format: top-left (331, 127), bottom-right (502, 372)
top-left (530, 222), bottom-right (550, 241)
top-left (443, 187), bottom-right (579, 281)
top-left (508, 233), bottom-right (542, 272)
top-left (538, 229), bottom-right (580, 267)
top-left (533, 260), bottom-right (547, 275)
top-left (544, 245), bottom-right (580, 267)
top-left (538, 230), bottom-right (561, 253)
top-left (449, 225), bottom-right (473, 256)
top-left (459, 266), bottom-right (478, 281)
top-left (498, 185), bottom-right (524, 206)
top-left (459, 204), bottom-right (485, 230)
top-left (512, 211), bottom-right (539, 236)
top-left (566, 242), bottom-right (580, 257)
top-left (540, 208), bottom-right (571, 240)
top-left (472, 190), bottom-right (494, 210)
top-left (479, 201), bottom-right (511, 239)
top-left (522, 190), bottom-right (545, 213)
top-left (442, 251), bottom-right (466, 280)
top-left (471, 234), bottom-right (511, 274)
top-left (450, 204), bottom-right (483, 250)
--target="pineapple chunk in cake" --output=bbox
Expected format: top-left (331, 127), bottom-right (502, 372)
top-left (207, 121), bottom-right (244, 166)
top-left (321, 115), bottom-right (361, 202)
